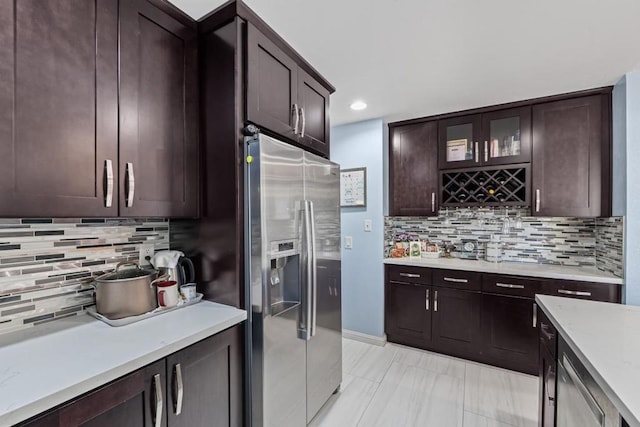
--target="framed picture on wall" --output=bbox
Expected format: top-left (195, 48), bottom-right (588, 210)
top-left (340, 167), bottom-right (367, 207)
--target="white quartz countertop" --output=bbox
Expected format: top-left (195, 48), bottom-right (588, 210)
top-left (383, 257), bottom-right (623, 284)
top-left (0, 301), bottom-right (246, 426)
top-left (536, 295), bottom-right (640, 426)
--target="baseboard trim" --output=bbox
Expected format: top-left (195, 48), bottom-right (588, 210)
top-left (342, 329), bottom-right (387, 347)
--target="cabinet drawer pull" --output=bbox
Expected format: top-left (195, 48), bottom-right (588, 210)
top-left (292, 103), bottom-right (300, 134)
top-left (152, 373), bottom-right (163, 427)
top-left (443, 277), bottom-right (468, 283)
top-left (104, 160), bottom-right (114, 208)
top-left (173, 363), bottom-right (184, 415)
top-left (399, 273), bottom-right (420, 278)
top-left (474, 141), bottom-right (479, 163)
top-left (425, 289), bottom-right (429, 311)
top-left (126, 162), bottom-right (135, 208)
top-left (434, 290), bottom-right (438, 312)
top-left (558, 289), bottom-right (591, 297)
top-left (533, 302), bottom-right (537, 328)
top-left (495, 283), bottom-right (525, 289)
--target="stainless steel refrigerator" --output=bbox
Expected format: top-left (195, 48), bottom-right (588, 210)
top-left (245, 133), bottom-right (342, 427)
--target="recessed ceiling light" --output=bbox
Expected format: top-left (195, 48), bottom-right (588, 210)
top-left (350, 100), bottom-right (367, 111)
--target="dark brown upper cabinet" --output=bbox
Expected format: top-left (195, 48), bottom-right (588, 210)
top-left (246, 23), bottom-right (299, 142)
top-left (532, 94), bottom-right (611, 217)
top-left (481, 106), bottom-right (531, 166)
top-left (439, 114), bottom-right (482, 169)
top-left (119, 0), bottom-right (199, 218)
top-left (298, 68), bottom-right (331, 158)
top-left (0, 0), bottom-right (119, 217)
top-left (389, 121), bottom-right (439, 216)
top-left (439, 107), bottom-right (531, 170)
top-left (247, 23), bottom-right (330, 158)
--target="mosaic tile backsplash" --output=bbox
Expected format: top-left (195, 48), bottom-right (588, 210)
top-left (385, 208), bottom-right (624, 277)
top-left (0, 218), bottom-right (170, 336)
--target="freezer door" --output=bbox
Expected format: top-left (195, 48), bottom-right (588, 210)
top-left (304, 152), bottom-right (342, 423)
top-left (248, 135), bottom-right (307, 427)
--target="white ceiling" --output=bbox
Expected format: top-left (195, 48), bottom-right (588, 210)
top-left (170, 0), bottom-right (640, 126)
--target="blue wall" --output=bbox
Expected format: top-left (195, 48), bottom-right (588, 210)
top-left (331, 119), bottom-right (385, 338)
top-left (614, 72), bottom-right (640, 304)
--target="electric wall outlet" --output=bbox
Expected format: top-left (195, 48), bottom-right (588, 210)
top-left (344, 236), bottom-right (353, 249)
top-left (139, 244), bottom-right (155, 266)
top-left (364, 219), bottom-right (372, 232)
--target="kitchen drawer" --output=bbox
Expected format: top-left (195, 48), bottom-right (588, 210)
top-left (538, 308), bottom-right (557, 358)
top-left (482, 274), bottom-right (545, 299)
top-left (387, 265), bottom-right (432, 285)
top-left (552, 280), bottom-right (621, 303)
top-left (432, 269), bottom-right (481, 291)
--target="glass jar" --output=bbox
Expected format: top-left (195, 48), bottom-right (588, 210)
top-left (486, 235), bottom-right (503, 263)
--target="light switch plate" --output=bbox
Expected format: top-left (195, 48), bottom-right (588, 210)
top-left (344, 236), bottom-right (353, 249)
top-left (138, 244), bottom-right (155, 266)
top-left (364, 219), bottom-right (372, 232)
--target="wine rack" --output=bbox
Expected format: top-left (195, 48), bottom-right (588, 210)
top-left (440, 164), bottom-right (530, 207)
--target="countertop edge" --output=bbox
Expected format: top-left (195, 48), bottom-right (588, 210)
top-left (3, 311), bottom-right (247, 426)
top-left (535, 296), bottom-right (640, 427)
top-left (383, 258), bottom-right (623, 285)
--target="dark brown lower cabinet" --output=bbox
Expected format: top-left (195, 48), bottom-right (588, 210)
top-left (481, 294), bottom-right (538, 375)
top-left (538, 309), bottom-right (557, 427)
top-left (431, 287), bottom-right (482, 359)
top-left (19, 325), bottom-right (242, 427)
top-left (21, 360), bottom-right (167, 427)
top-left (385, 264), bottom-right (620, 375)
top-left (385, 281), bottom-right (432, 348)
top-left (166, 326), bottom-right (242, 427)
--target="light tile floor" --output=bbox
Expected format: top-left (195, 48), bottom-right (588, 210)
top-left (309, 338), bottom-right (539, 427)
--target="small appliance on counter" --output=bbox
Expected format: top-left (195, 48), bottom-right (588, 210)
top-left (455, 239), bottom-right (479, 260)
top-left (150, 250), bottom-right (196, 287)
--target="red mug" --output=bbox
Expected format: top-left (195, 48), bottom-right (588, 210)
top-left (156, 280), bottom-right (179, 308)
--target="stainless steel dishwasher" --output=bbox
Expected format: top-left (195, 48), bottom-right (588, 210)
top-left (556, 338), bottom-right (622, 427)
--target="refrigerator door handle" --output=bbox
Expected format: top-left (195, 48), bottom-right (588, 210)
top-left (308, 200), bottom-right (317, 337)
top-left (298, 200), bottom-right (313, 341)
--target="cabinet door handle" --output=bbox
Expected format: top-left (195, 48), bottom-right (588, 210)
top-left (484, 140), bottom-right (488, 162)
top-left (558, 289), bottom-right (591, 297)
top-left (173, 363), bottom-right (184, 415)
top-left (399, 272), bottom-right (420, 278)
top-left (300, 106), bottom-right (306, 138)
top-left (126, 162), bottom-right (135, 208)
top-left (292, 103), bottom-right (300, 134)
top-left (152, 373), bottom-right (163, 427)
top-left (431, 192), bottom-right (435, 213)
top-left (540, 322), bottom-right (555, 341)
top-left (443, 277), bottom-right (468, 283)
top-left (533, 302), bottom-right (537, 328)
top-left (474, 141), bottom-right (479, 163)
top-left (104, 160), bottom-right (114, 208)
top-left (425, 289), bottom-right (430, 311)
top-left (434, 290), bottom-right (438, 312)
top-left (535, 189), bottom-right (541, 212)
top-left (496, 283), bottom-right (525, 289)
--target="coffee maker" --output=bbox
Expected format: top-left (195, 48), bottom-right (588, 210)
top-left (150, 250), bottom-right (195, 286)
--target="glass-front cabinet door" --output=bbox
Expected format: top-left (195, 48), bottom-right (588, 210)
top-left (438, 114), bottom-right (482, 169)
top-left (481, 106), bottom-right (531, 166)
